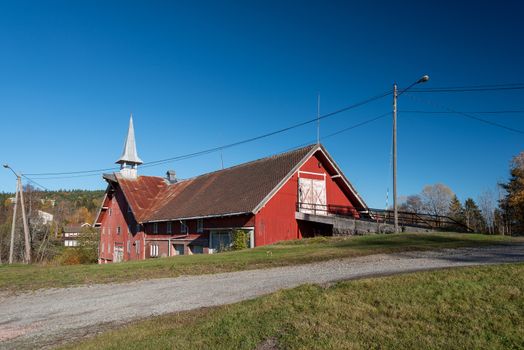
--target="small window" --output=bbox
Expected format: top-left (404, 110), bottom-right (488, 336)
top-left (153, 223), bottom-right (158, 234)
top-left (167, 222), bottom-right (172, 234)
top-left (102, 242), bottom-right (105, 253)
top-left (117, 226), bottom-right (121, 235)
top-left (109, 208), bottom-right (112, 216)
top-left (181, 220), bottom-right (188, 234)
top-left (127, 240), bottom-right (131, 254)
top-left (135, 240), bottom-right (140, 255)
top-left (197, 219), bottom-right (204, 233)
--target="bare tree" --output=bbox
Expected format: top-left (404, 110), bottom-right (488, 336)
top-left (421, 183), bottom-right (454, 217)
top-left (478, 190), bottom-right (496, 234)
top-left (404, 195), bottom-right (424, 213)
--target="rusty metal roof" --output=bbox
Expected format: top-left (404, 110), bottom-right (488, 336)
top-left (108, 144), bottom-right (367, 223)
top-left (116, 174), bottom-right (169, 222)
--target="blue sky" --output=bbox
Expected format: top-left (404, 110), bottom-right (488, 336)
top-left (0, 1), bottom-right (523, 208)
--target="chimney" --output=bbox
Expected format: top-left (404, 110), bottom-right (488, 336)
top-left (166, 170), bottom-right (177, 183)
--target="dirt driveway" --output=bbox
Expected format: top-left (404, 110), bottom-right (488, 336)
top-left (1, 244), bottom-right (523, 349)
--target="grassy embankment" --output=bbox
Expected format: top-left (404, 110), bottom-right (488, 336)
top-left (0, 232), bottom-right (521, 292)
top-left (64, 263), bottom-right (524, 349)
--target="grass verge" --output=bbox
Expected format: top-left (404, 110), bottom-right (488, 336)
top-left (63, 263), bottom-right (524, 350)
top-left (0, 232), bottom-right (521, 292)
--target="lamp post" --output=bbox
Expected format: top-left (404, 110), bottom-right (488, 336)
top-left (3, 164), bottom-right (31, 264)
top-left (392, 75), bottom-right (429, 233)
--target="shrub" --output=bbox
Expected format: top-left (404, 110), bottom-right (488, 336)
top-left (232, 230), bottom-right (249, 250)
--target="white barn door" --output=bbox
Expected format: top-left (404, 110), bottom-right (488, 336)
top-left (299, 178), bottom-right (326, 215)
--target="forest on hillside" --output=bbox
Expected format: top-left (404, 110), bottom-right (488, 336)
top-left (0, 186), bottom-right (104, 263)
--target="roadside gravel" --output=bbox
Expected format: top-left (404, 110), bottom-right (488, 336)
top-left (1, 244), bottom-right (523, 349)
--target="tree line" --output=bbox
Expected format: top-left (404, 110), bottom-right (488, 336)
top-left (399, 151), bottom-right (524, 235)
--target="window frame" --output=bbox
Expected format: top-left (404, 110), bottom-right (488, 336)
top-left (180, 220), bottom-right (188, 234)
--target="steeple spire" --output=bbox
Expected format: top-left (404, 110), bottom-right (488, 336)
top-left (116, 114), bottom-right (143, 178)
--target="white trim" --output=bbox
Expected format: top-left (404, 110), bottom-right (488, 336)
top-left (253, 145), bottom-right (320, 213)
top-left (298, 170), bottom-right (326, 177)
top-left (253, 145), bottom-right (368, 213)
top-left (316, 147), bottom-right (368, 210)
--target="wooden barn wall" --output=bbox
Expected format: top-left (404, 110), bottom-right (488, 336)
top-left (255, 151), bottom-right (359, 246)
top-left (99, 185), bottom-right (144, 263)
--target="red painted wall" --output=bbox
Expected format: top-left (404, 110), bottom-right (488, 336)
top-left (254, 151), bottom-right (359, 246)
top-left (98, 185), bottom-right (144, 263)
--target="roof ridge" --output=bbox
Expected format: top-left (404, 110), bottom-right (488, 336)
top-left (177, 144), bottom-right (318, 182)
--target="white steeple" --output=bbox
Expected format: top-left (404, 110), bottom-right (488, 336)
top-left (116, 114), bottom-right (143, 179)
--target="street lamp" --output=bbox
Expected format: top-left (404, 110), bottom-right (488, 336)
top-left (3, 164), bottom-right (31, 264)
top-left (392, 75), bottom-right (430, 233)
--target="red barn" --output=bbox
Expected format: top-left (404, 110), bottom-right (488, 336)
top-left (95, 116), bottom-right (368, 263)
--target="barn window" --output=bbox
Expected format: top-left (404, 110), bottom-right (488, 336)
top-left (109, 208), bottom-right (112, 216)
top-left (197, 219), bottom-right (204, 233)
top-left (181, 220), bottom-right (188, 234)
top-left (150, 243), bottom-right (159, 257)
top-left (127, 240), bottom-right (131, 254)
top-left (167, 222), bottom-right (172, 234)
top-left (135, 240), bottom-right (140, 255)
top-left (117, 226), bottom-right (121, 235)
top-left (153, 223), bottom-right (158, 234)
top-left (101, 242), bottom-right (104, 253)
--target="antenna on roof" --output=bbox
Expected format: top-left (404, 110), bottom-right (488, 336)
top-left (316, 93), bottom-right (320, 144)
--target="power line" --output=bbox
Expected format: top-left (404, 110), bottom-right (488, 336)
top-left (409, 85), bottom-right (524, 93)
top-left (413, 82), bottom-right (524, 89)
top-left (24, 90), bottom-right (392, 177)
top-left (400, 110), bottom-right (524, 114)
top-left (21, 175), bottom-right (51, 191)
top-left (30, 111), bottom-right (392, 181)
top-left (285, 111), bottom-right (390, 150)
top-left (405, 94), bottom-right (524, 134)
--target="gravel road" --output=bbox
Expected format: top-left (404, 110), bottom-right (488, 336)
top-left (1, 244), bottom-right (523, 349)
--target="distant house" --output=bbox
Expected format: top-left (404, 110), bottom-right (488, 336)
top-left (63, 223), bottom-right (92, 247)
top-left (38, 210), bottom-right (54, 225)
top-left (95, 117), bottom-right (368, 264)
top-left (40, 198), bottom-right (56, 207)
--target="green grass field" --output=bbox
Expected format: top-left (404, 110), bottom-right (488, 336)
top-left (0, 232), bottom-right (521, 292)
top-left (63, 263), bottom-right (524, 350)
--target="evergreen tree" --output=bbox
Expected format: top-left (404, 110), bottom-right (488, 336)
top-left (464, 198), bottom-right (486, 233)
top-left (448, 195), bottom-right (464, 223)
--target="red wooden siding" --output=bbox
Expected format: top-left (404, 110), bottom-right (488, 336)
top-left (254, 151), bottom-right (359, 246)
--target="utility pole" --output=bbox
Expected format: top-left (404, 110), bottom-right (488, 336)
top-left (392, 83), bottom-right (399, 233)
top-left (3, 164), bottom-right (31, 264)
top-left (391, 75), bottom-right (430, 234)
top-left (18, 176), bottom-right (31, 263)
top-left (8, 180), bottom-right (19, 264)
